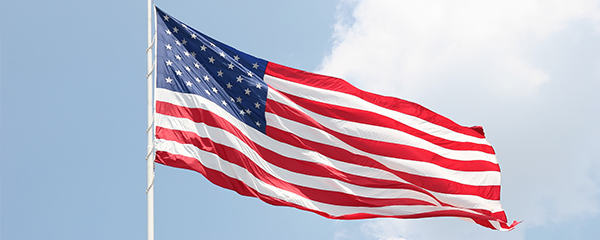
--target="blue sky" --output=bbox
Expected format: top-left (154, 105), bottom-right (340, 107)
top-left (1, 1), bottom-right (599, 240)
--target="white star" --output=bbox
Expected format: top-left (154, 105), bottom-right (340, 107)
top-left (191, 52), bottom-right (196, 57)
top-left (166, 77), bottom-right (173, 83)
top-left (236, 97), bottom-right (242, 103)
top-left (182, 39), bottom-right (187, 45)
top-left (200, 45), bottom-right (207, 51)
top-left (236, 76), bottom-right (243, 83)
top-left (205, 89), bottom-right (211, 95)
top-left (163, 15), bottom-right (170, 21)
top-left (247, 71), bottom-right (253, 77)
top-left (175, 70), bottom-right (182, 76)
top-left (212, 87), bottom-right (218, 93)
top-left (219, 52), bottom-right (225, 57)
top-left (210, 42), bottom-right (216, 47)
top-left (181, 24), bottom-right (187, 29)
top-left (175, 55), bottom-right (182, 60)
top-left (234, 55), bottom-right (240, 61)
top-left (194, 62), bottom-right (201, 68)
top-left (230, 97), bottom-right (235, 102)
top-left (165, 44), bottom-right (172, 50)
top-left (244, 88), bottom-right (251, 95)
top-left (221, 100), bottom-right (227, 106)
top-left (185, 66), bottom-right (191, 71)
top-left (195, 77), bottom-right (201, 82)
top-left (175, 40), bottom-right (181, 46)
top-left (253, 63), bottom-right (259, 69)
top-left (228, 63), bottom-right (235, 69)
top-left (245, 109), bottom-right (251, 115)
top-left (166, 60), bottom-right (173, 66)
top-left (191, 33), bottom-right (197, 39)
top-left (217, 70), bottom-right (224, 77)
top-left (254, 102), bottom-right (261, 109)
top-left (186, 81), bottom-right (192, 86)
top-left (184, 51), bottom-right (190, 57)
top-left (208, 57), bottom-right (215, 63)
top-left (256, 83), bottom-right (262, 89)
top-left (226, 82), bottom-right (232, 89)
top-left (172, 27), bottom-right (179, 33)
top-left (204, 75), bottom-right (210, 81)
top-left (239, 110), bottom-right (245, 115)
top-left (165, 29), bottom-right (172, 35)
top-left (255, 121), bottom-right (261, 127)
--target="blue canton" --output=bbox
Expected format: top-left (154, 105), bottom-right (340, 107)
top-left (156, 7), bottom-right (269, 132)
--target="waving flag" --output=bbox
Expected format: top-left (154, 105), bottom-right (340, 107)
top-left (153, 6), bottom-right (518, 231)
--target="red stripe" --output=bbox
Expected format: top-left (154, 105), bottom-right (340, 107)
top-left (276, 91), bottom-right (495, 154)
top-left (267, 126), bottom-right (500, 201)
top-left (157, 127), bottom-right (436, 207)
top-left (155, 117), bottom-right (454, 206)
top-left (332, 210), bottom-right (504, 223)
top-left (156, 101), bottom-right (500, 200)
top-left (265, 62), bottom-right (486, 139)
top-left (156, 150), bottom-right (513, 230)
top-left (266, 98), bottom-right (500, 172)
top-left (160, 129), bottom-right (446, 200)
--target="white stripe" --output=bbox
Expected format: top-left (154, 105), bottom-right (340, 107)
top-left (156, 138), bottom-right (496, 218)
top-left (157, 112), bottom-right (503, 211)
top-left (157, 113), bottom-right (441, 205)
top-left (157, 88), bottom-right (500, 185)
top-left (267, 88), bottom-right (498, 163)
top-left (266, 112), bottom-right (501, 185)
top-left (155, 88), bottom-right (504, 211)
top-left (156, 139), bottom-right (320, 211)
top-left (490, 220), bottom-right (502, 230)
top-left (264, 74), bottom-right (491, 146)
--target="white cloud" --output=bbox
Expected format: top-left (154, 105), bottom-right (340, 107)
top-left (319, 0), bottom-right (600, 99)
top-left (358, 218), bottom-right (527, 240)
top-left (321, 0), bottom-right (600, 239)
top-left (360, 219), bottom-right (408, 240)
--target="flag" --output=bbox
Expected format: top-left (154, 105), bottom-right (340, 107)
top-left (153, 6), bottom-right (519, 231)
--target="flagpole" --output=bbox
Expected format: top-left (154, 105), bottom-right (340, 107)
top-left (146, 0), bottom-right (155, 240)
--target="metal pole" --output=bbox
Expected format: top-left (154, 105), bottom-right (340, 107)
top-left (146, 0), bottom-right (155, 240)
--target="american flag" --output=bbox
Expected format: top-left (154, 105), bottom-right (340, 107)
top-left (153, 6), bottom-right (518, 231)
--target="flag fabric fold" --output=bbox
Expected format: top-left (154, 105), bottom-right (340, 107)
top-left (153, 6), bottom-right (518, 231)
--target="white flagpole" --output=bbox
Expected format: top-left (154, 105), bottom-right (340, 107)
top-left (146, 0), bottom-right (155, 240)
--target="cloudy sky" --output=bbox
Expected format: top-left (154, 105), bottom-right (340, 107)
top-left (1, 0), bottom-right (599, 240)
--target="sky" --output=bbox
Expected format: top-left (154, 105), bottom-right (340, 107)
top-left (1, 0), bottom-right (599, 240)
